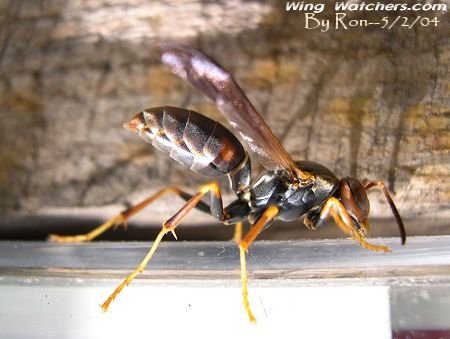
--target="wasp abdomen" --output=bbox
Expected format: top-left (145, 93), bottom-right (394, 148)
top-left (130, 106), bottom-right (246, 177)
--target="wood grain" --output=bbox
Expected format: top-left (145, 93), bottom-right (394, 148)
top-left (0, 1), bottom-right (448, 237)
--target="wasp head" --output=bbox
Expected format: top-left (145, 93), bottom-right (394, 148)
top-left (339, 177), bottom-right (406, 245)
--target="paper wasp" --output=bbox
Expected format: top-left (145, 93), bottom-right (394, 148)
top-left (50, 43), bottom-right (406, 322)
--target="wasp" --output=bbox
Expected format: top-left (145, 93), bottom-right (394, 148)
top-left (50, 43), bottom-right (406, 322)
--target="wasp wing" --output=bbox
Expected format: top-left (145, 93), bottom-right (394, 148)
top-left (156, 43), bottom-right (309, 181)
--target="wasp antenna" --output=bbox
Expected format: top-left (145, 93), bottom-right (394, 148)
top-left (364, 181), bottom-right (406, 245)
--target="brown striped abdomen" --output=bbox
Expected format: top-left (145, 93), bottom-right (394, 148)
top-left (129, 106), bottom-right (246, 177)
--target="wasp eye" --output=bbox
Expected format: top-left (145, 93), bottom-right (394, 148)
top-left (340, 177), bottom-right (370, 222)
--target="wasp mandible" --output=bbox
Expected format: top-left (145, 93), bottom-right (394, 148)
top-left (50, 43), bottom-right (406, 322)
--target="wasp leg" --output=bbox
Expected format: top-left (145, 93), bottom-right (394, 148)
top-left (232, 221), bottom-right (255, 322)
top-left (233, 221), bottom-right (243, 243)
top-left (101, 225), bottom-right (171, 311)
top-left (163, 181), bottom-right (224, 234)
top-left (319, 197), bottom-right (390, 253)
top-left (237, 205), bottom-right (279, 323)
top-left (48, 187), bottom-right (209, 243)
top-left (101, 181), bottom-right (226, 311)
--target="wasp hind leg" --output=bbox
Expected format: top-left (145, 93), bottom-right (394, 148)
top-left (101, 181), bottom-right (226, 311)
top-left (48, 187), bottom-right (210, 243)
top-left (318, 197), bottom-right (390, 252)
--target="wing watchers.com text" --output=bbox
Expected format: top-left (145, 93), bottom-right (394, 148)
top-left (286, 1), bottom-right (447, 31)
top-left (286, 2), bottom-right (448, 13)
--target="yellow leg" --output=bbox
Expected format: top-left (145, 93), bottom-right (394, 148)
top-left (233, 221), bottom-right (243, 243)
top-left (320, 197), bottom-right (390, 253)
top-left (239, 242), bottom-right (255, 323)
top-left (101, 181), bottom-right (225, 311)
top-left (237, 206), bottom-right (279, 323)
top-left (233, 222), bottom-right (255, 323)
top-left (163, 181), bottom-right (222, 229)
top-left (49, 215), bottom-right (124, 243)
top-left (101, 226), bottom-right (171, 311)
top-left (48, 187), bottom-right (186, 243)
top-left (240, 206), bottom-right (278, 251)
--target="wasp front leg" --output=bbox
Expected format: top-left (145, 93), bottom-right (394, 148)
top-left (317, 197), bottom-right (390, 252)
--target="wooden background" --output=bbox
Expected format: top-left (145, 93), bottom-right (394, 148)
top-left (0, 0), bottom-right (448, 239)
